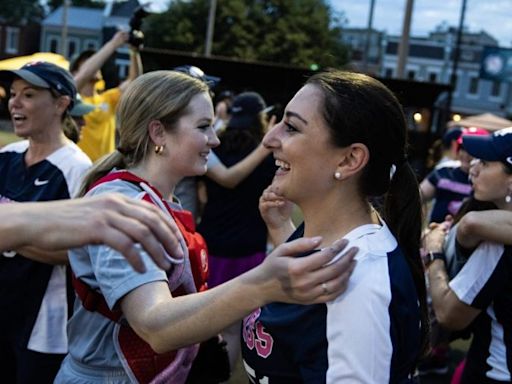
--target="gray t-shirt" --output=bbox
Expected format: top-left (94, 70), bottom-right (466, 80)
top-left (56, 178), bottom-right (190, 382)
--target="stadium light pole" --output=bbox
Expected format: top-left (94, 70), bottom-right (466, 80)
top-left (205, 0), bottom-right (217, 57)
top-left (396, 0), bottom-right (414, 79)
top-left (445, 0), bottom-right (468, 118)
top-left (362, 0), bottom-right (376, 73)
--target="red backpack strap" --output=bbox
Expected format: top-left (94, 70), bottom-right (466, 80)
top-left (71, 272), bottom-right (122, 322)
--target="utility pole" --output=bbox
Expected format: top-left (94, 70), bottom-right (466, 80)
top-left (445, 0), bottom-right (468, 118)
top-left (205, 0), bottom-right (217, 57)
top-left (362, 0), bottom-right (376, 73)
top-left (60, 0), bottom-right (71, 57)
top-left (396, 0), bottom-right (414, 79)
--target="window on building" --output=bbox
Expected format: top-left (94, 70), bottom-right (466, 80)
top-left (85, 39), bottom-right (98, 50)
top-left (385, 68), bottom-right (393, 78)
top-left (5, 27), bottom-right (20, 54)
top-left (429, 73), bottom-right (437, 83)
top-left (468, 77), bottom-right (479, 94)
top-left (491, 81), bottom-right (502, 97)
top-left (49, 37), bottom-right (59, 53)
top-left (407, 70), bottom-right (415, 80)
top-left (68, 39), bottom-right (78, 58)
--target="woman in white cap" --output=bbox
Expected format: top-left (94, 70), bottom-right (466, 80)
top-left (424, 127), bottom-right (512, 383)
top-left (0, 61), bottom-right (91, 383)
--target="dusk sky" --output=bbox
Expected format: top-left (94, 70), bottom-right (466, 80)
top-left (333, 0), bottom-right (512, 47)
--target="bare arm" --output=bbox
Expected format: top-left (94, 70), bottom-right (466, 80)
top-left (119, 47), bottom-right (143, 93)
top-left (206, 144), bottom-right (271, 188)
top-left (15, 247), bottom-right (68, 265)
top-left (122, 237), bottom-right (358, 353)
top-left (457, 210), bottom-right (512, 248)
top-left (419, 178), bottom-right (436, 203)
top-left (423, 224), bottom-right (480, 330)
top-left (0, 194), bottom-right (184, 272)
top-left (74, 31), bottom-right (129, 91)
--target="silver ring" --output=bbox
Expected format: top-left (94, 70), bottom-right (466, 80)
top-left (321, 282), bottom-right (329, 295)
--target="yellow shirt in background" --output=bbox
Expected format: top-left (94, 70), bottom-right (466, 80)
top-left (78, 88), bottom-right (121, 162)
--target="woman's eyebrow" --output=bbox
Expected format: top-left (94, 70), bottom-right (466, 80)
top-left (285, 110), bottom-right (308, 125)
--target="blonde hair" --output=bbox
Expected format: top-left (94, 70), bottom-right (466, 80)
top-left (78, 70), bottom-right (210, 196)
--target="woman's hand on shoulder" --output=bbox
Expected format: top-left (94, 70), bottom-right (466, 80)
top-left (249, 237), bottom-right (358, 304)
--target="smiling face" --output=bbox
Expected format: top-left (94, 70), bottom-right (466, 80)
top-left (470, 159), bottom-right (512, 208)
top-left (262, 84), bottom-right (346, 204)
top-left (164, 91), bottom-right (219, 179)
top-left (8, 79), bottom-right (63, 138)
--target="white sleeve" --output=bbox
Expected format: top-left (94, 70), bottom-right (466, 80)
top-left (326, 253), bottom-right (393, 384)
top-left (207, 151), bottom-right (222, 169)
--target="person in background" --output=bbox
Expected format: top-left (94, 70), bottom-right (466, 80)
top-left (64, 94), bottom-right (95, 144)
top-left (172, 66), bottom-right (270, 219)
top-left (420, 127), bottom-right (489, 224)
top-left (71, 30), bottom-right (143, 162)
top-left (55, 70), bottom-right (357, 384)
top-left (0, 62), bottom-right (91, 384)
top-left (197, 91), bottom-right (276, 372)
top-left (243, 70), bottom-right (428, 383)
top-left (424, 127), bottom-right (512, 384)
top-left (213, 90), bottom-right (234, 132)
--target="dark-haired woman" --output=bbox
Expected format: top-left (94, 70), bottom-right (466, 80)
top-left (242, 70), bottom-right (428, 383)
top-left (424, 127), bottom-right (512, 383)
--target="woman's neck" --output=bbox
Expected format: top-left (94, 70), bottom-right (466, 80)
top-left (128, 161), bottom-right (177, 200)
top-left (300, 191), bottom-right (375, 249)
top-left (25, 132), bottom-right (68, 167)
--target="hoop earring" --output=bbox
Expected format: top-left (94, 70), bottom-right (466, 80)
top-left (334, 171), bottom-right (342, 180)
top-left (154, 145), bottom-right (164, 155)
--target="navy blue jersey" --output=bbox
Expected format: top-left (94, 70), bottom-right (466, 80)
top-left (0, 140), bottom-right (90, 351)
top-left (426, 163), bottom-right (471, 223)
top-left (449, 242), bottom-right (512, 383)
top-left (242, 222), bottom-right (421, 383)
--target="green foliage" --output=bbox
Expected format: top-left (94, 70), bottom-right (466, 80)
top-left (0, 0), bottom-right (45, 24)
top-left (144, 0), bottom-right (349, 68)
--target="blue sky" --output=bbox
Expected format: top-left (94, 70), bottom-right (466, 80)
top-left (332, 0), bottom-right (512, 47)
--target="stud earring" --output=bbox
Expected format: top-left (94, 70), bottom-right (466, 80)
top-left (506, 191), bottom-right (512, 204)
top-left (155, 145), bottom-right (164, 155)
top-left (334, 171), bottom-right (341, 180)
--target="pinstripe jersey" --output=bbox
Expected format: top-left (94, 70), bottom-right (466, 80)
top-left (242, 222), bottom-right (421, 383)
top-left (449, 242), bottom-right (512, 383)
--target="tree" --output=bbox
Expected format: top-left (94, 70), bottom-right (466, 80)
top-left (0, 0), bottom-right (45, 24)
top-left (144, 0), bottom-right (349, 68)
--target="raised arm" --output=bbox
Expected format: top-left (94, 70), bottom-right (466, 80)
top-left (73, 31), bottom-right (129, 91)
top-left (119, 47), bottom-right (143, 93)
top-left (122, 237), bottom-right (358, 353)
top-left (206, 144), bottom-right (271, 188)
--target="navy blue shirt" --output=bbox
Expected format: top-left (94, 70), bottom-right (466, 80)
top-left (242, 222), bottom-right (421, 383)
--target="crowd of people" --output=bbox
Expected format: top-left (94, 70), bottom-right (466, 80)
top-left (0, 31), bottom-right (511, 384)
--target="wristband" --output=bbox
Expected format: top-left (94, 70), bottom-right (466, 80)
top-left (427, 251), bottom-right (446, 266)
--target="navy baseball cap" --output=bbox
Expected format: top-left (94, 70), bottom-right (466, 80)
top-left (463, 127), bottom-right (512, 171)
top-left (0, 61), bottom-right (76, 109)
top-left (228, 92), bottom-right (272, 129)
top-left (173, 65), bottom-right (220, 88)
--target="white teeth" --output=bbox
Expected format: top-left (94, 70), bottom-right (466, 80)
top-left (275, 159), bottom-right (290, 170)
top-left (12, 114), bottom-right (26, 121)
